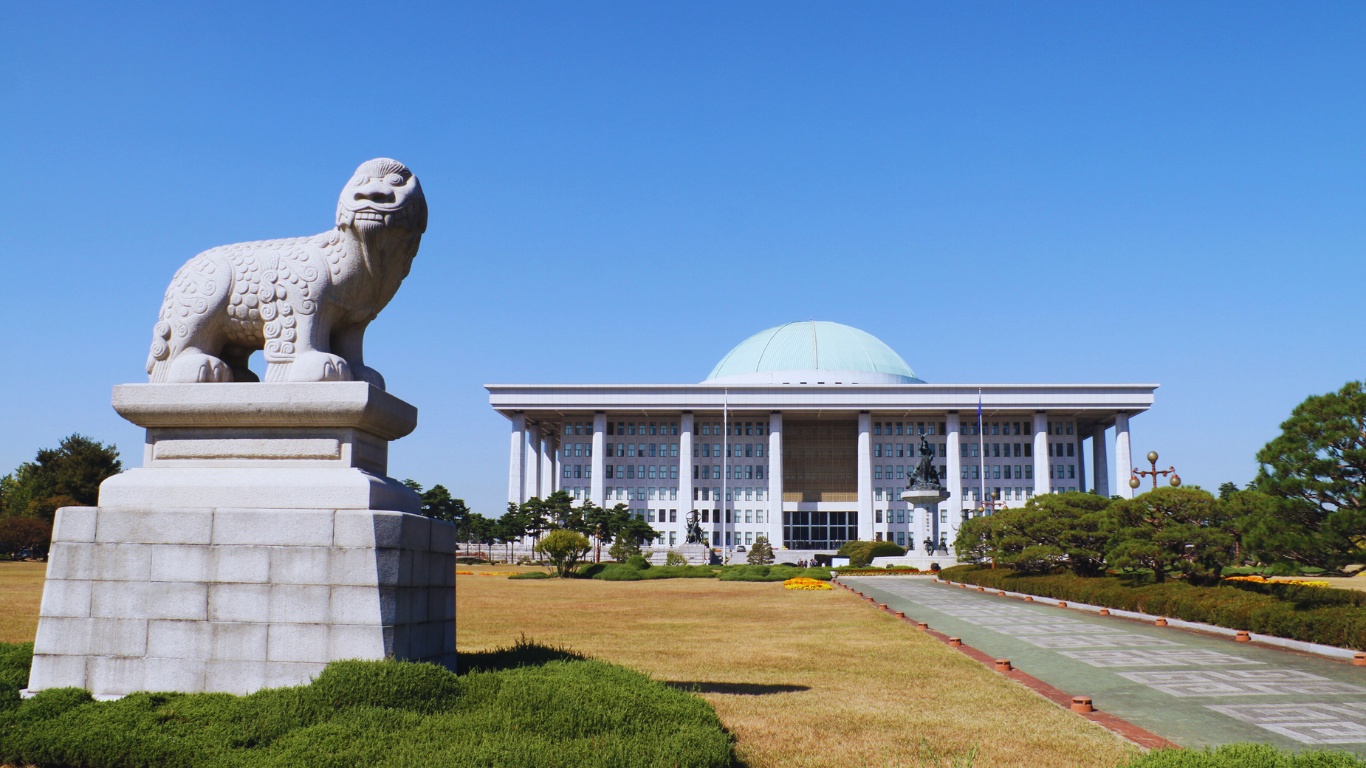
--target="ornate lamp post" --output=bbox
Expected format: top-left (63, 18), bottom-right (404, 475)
top-left (1129, 450), bottom-right (1181, 492)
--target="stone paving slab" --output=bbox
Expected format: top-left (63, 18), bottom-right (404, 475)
top-left (842, 577), bottom-right (1366, 752)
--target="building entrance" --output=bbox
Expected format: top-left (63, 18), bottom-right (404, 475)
top-left (783, 511), bottom-right (858, 550)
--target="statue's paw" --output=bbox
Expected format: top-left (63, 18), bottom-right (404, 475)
top-left (352, 365), bottom-right (386, 391)
top-left (285, 351), bottom-right (353, 383)
top-left (166, 353), bottom-right (234, 383)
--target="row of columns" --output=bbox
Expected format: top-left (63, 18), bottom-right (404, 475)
top-left (505, 408), bottom-right (1136, 550)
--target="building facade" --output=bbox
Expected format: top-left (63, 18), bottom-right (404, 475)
top-left (488, 322), bottom-right (1155, 554)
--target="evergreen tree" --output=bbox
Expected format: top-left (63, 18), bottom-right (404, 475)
top-left (747, 536), bottom-right (774, 565)
top-left (0, 434), bottom-right (122, 521)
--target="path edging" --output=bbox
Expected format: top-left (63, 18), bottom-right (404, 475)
top-left (931, 578), bottom-right (1360, 663)
top-left (834, 577), bottom-right (1180, 750)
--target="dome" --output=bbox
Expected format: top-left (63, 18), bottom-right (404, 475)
top-left (705, 321), bottom-right (923, 385)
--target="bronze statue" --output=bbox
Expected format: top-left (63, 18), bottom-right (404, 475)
top-left (684, 510), bottom-right (706, 545)
top-left (908, 435), bottom-right (940, 489)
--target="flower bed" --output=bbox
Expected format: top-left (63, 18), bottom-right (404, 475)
top-left (783, 577), bottom-right (833, 591)
top-left (1224, 575), bottom-right (1330, 588)
top-left (941, 565), bottom-right (1366, 651)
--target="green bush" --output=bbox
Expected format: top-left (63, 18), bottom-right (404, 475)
top-left (665, 551), bottom-right (688, 567)
top-left (1120, 743), bottom-right (1366, 767)
top-left (836, 540), bottom-right (906, 567)
top-left (0, 641), bottom-right (734, 768)
top-left (941, 566), bottom-right (1366, 650)
top-left (715, 565), bottom-right (831, 582)
top-left (625, 555), bottom-right (651, 570)
top-left (506, 571), bottom-right (550, 580)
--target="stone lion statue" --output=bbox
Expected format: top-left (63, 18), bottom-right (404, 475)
top-left (146, 158), bottom-right (427, 389)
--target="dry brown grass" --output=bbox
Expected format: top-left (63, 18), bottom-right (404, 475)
top-left (458, 577), bottom-right (1139, 768)
top-left (0, 561), bottom-right (46, 644)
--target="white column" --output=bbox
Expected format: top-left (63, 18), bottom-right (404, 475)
top-left (507, 412), bottom-right (526, 506)
top-left (526, 423), bottom-right (542, 499)
top-left (1032, 411), bottom-right (1051, 496)
top-left (1092, 425), bottom-right (1110, 498)
top-left (768, 412), bottom-right (784, 549)
top-left (1114, 413), bottom-right (1133, 499)
top-left (945, 412), bottom-right (962, 544)
top-left (540, 433), bottom-right (555, 498)
top-left (1076, 431), bottom-right (1086, 495)
top-left (590, 413), bottom-right (606, 506)
top-left (552, 438), bottom-right (562, 495)
top-left (679, 412), bottom-right (694, 527)
top-left (857, 412), bottom-right (873, 541)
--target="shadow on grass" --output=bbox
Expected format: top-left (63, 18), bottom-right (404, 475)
top-left (456, 635), bottom-right (588, 674)
top-left (665, 681), bottom-right (811, 696)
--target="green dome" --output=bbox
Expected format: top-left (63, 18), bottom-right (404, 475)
top-left (705, 321), bottom-right (923, 385)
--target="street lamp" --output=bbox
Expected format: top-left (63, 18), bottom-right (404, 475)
top-left (976, 490), bottom-right (1008, 516)
top-left (1130, 450), bottom-right (1181, 491)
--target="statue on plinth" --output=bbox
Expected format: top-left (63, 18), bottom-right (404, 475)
top-left (684, 510), bottom-right (706, 545)
top-left (908, 435), bottom-right (941, 490)
top-left (146, 158), bottom-right (427, 388)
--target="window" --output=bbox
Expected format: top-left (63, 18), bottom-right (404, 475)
top-left (971, 466), bottom-right (979, 479)
top-left (647, 466), bottom-right (657, 480)
top-left (1024, 444), bottom-right (1032, 458)
top-left (961, 467), bottom-right (968, 480)
top-left (649, 423), bottom-right (657, 435)
top-left (756, 510), bottom-right (765, 523)
top-left (939, 444), bottom-right (947, 458)
top-left (1069, 464), bottom-right (1076, 479)
top-left (626, 466), bottom-right (635, 479)
top-left (1067, 443), bottom-right (1075, 457)
top-left (874, 423), bottom-right (882, 436)
top-left (874, 466), bottom-right (883, 480)
top-left (874, 444), bottom-right (882, 458)
top-left (895, 466), bottom-right (905, 479)
top-left (876, 509), bottom-right (883, 522)
top-left (896, 532), bottom-right (906, 547)
top-left (574, 465), bottom-right (583, 479)
top-left (712, 466), bottom-right (721, 480)
top-left (1025, 465), bottom-right (1033, 479)
top-left (669, 466), bottom-right (678, 480)
top-left (627, 444), bottom-right (637, 457)
top-left (992, 466), bottom-right (1001, 480)
top-left (896, 509), bottom-right (906, 524)
top-left (563, 465), bottom-right (571, 478)
top-left (970, 444), bottom-right (979, 457)
top-left (605, 465), bottom-right (614, 479)
top-left (756, 466), bottom-right (764, 479)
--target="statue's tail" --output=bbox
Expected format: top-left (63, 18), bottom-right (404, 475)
top-left (146, 320), bottom-right (172, 382)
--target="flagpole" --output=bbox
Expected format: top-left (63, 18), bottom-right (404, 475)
top-left (722, 388), bottom-right (729, 564)
top-left (978, 388), bottom-right (986, 514)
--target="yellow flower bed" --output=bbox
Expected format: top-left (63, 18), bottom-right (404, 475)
top-left (783, 577), bottom-right (832, 591)
top-left (477, 572), bottom-right (514, 577)
top-left (455, 570), bottom-right (474, 576)
top-left (1223, 574), bottom-right (1329, 588)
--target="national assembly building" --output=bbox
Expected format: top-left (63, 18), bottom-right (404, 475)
top-left (487, 321), bottom-right (1155, 557)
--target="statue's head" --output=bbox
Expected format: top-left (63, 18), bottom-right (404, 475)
top-left (336, 158), bottom-right (428, 235)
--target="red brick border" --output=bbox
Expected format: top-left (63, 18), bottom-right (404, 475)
top-left (836, 580), bottom-right (1179, 750)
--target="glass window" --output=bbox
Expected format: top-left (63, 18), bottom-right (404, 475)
top-left (1067, 443), bottom-right (1075, 457)
top-left (874, 466), bottom-right (883, 480)
top-left (875, 490), bottom-right (883, 504)
top-left (874, 444), bottom-right (882, 458)
top-left (874, 423), bottom-right (882, 436)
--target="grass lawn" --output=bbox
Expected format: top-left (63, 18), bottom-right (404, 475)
top-left (458, 576), bottom-right (1138, 768)
top-left (0, 562), bottom-right (45, 645)
top-left (2, 560), bottom-right (1139, 766)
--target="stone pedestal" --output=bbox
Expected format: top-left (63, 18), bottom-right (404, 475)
top-left (26, 383), bottom-right (455, 699)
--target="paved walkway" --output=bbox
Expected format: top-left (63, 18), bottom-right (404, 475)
top-left (842, 576), bottom-right (1366, 752)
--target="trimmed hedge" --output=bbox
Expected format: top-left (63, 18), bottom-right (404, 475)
top-left (941, 565), bottom-right (1366, 650)
top-left (716, 565), bottom-right (833, 582)
top-left (0, 641), bottom-right (735, 768)
top-left (506, 571), bottom-right (551, 579)
top-left (577, 563), bottom-right (720, 581)
top-left (1120, 743), bottom-right (1366, 767)
top-left (836, 540), bottom-right (907, 567)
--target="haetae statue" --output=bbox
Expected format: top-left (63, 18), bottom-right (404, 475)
top-left (145, 159), bottom-right (427, 389)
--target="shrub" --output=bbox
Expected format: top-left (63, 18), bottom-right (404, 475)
top-left (836, 540), bottom-right (906, 567)
top-left (1120, 743), bottom-right (1366, 767)
top-left (941, 565), bottom-right (1366, 650)
top-left (0, 642), bottom-right (735, 768)
top-left (507, 571), bottom-right (551, 580)
top-left (625, 555), bottom-right (651, 570)
top-left (534, 529), bottom-right (591, 577)
top-left (665, 551), bottom-right (688, 567)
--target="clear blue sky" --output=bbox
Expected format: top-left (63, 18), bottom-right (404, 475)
top-left (2, 2), bottom-right (1362, 515)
